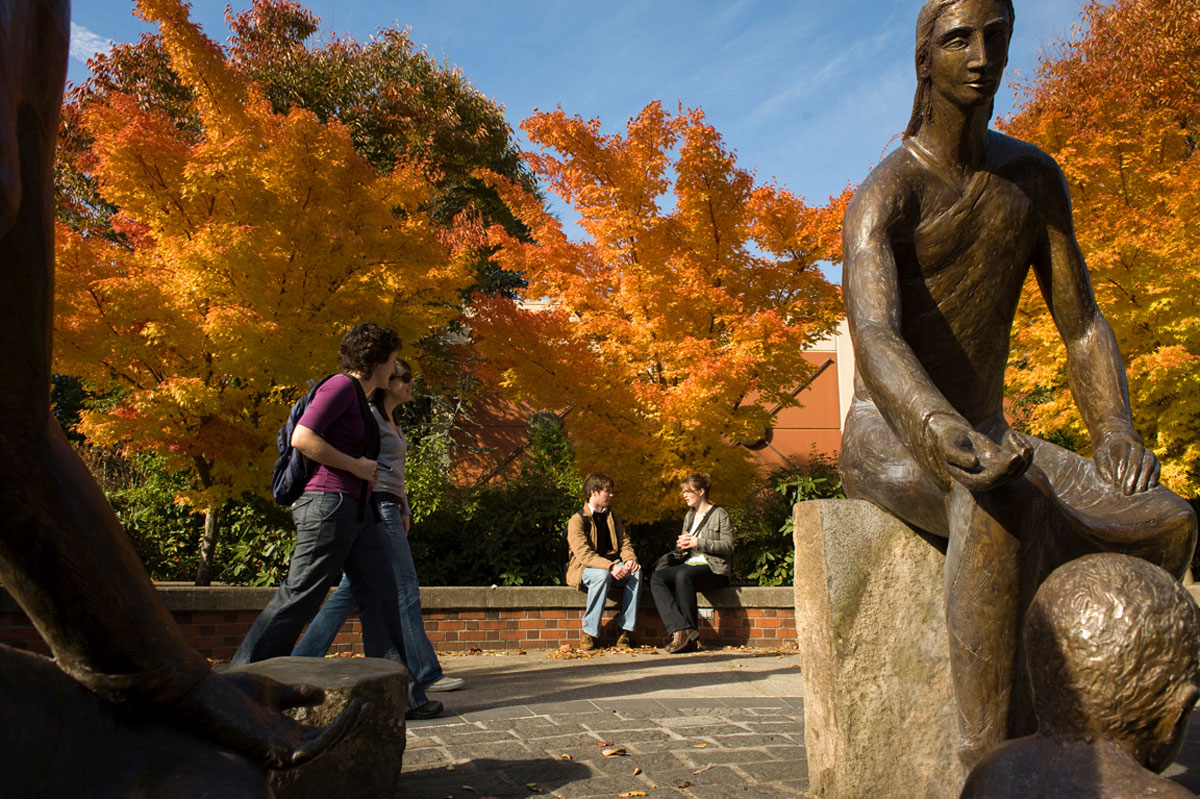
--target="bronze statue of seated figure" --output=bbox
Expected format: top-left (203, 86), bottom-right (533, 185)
top-left (840, 0), bottom-right (1197, 768)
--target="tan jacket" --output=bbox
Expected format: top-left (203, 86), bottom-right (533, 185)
top-left (565, 505), bottom-right (637, 588)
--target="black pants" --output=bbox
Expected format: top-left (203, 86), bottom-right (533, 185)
top-left (650, 563), bottom-right (729, 635)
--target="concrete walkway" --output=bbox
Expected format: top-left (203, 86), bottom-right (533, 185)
top-left (398, 644), bottom-right (1200, 798)
top-left (400, 645), bottom-right (807, 798)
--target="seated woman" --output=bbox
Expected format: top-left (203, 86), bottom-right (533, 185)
top-left (651, 474), bottom-right (735, 654)
top-left (292, 359), bottom-right (462, 717)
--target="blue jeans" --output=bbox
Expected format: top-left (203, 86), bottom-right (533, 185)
top-left (580, 567), bottom-right (642, 637)
top-left (293, 501), bottom-right (444, 692)
top-left (230, 491), bottom-right (428, 708)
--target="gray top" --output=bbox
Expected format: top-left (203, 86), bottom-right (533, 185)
top-left (372, 405), bottom-right (410, 516)
top-left (681, 506), bottom-right (735, 577)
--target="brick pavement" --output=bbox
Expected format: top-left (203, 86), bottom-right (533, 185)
top-left (399, 647), bottom-right (808, 798)
top-left (393, 646), bottom-right (1200, 798)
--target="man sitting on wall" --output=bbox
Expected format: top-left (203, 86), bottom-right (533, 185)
top-left (565, 472), bottom-right (642, 650)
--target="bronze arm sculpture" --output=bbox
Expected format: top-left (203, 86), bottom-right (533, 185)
top-left (0, 1), bottom-right (363, 793)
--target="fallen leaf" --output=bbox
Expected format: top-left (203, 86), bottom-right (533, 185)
top-left (525, 784), bottom-right (545, 794)
top-left (602, 748), bottom-right (627, 757)
top-left (693, 764), bottom-right (714, 774)
top-left (693, 743), bottom-right (709, 748)
top-left (618, 793), bottom-right (647, 797)
top-left (596, 741), bottom-right (613, 748)
top-left (677, 780), bottom-right (692, 788)
top-left (632, 767), bottom-right (642, 776)
top-left (461, 787), bottom-right (476, 793)
top-left (560, 753), bottom-right (572, 759)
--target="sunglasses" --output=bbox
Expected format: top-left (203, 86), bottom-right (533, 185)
top-left (391, 372), bottom-right (413, 384)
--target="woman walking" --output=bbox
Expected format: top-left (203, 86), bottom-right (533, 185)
top-left (651, 474), bottom-right (734, 654)
top-left (293, 359), bottom-right (462, 716)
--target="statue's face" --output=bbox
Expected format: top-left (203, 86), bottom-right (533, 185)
top-left (927, 0), bottom-right (1010, 109)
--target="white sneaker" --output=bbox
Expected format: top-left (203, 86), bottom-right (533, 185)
top-left (427, 675), bottom-right (465, 692)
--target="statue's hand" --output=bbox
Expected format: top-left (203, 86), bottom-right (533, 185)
top-left (928, 414), bottom-right (1032, 491)
top-left (1094, 432), bottom-right (1160, 495)
top-left (179, 670), bottom-right (368, 770)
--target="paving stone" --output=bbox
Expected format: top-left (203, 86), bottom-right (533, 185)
top-left (444, 741), bottom-right (538, 762)
top-left (680, 748), bottom-right (771, 766)
top-left (401, 747), bottom-right (454, 768)
top-left (735, 758), bottom-right (810, 782)
top-left (434, 729), bottom-right (521, 745)
top-left (588, 727), bottom-right (679, 745)
top-left (711, 732), bottom-right (799, 747)
top-left (520, 731), bottom-right (608, 748)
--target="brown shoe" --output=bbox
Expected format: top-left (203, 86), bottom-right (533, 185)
top-left (616, 631), bottom-right (634, 649)
top-left (660, 629), bottom-right (695, 654)
top-left (579, 632), bottom-right (597, 651)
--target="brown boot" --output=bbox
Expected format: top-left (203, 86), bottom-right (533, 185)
top-left (616, 630), bottom-right (634, 649)
top-left (579, 632), bottom-right (597, 651)
top-left (660, 629), bottom-right (694, 654)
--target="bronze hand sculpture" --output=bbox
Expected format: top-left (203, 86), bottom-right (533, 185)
top-left (840, 0), bottom-right (1196, 768)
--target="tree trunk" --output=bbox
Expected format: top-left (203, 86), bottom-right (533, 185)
top-left (194, 503), bottom-right (219, 586)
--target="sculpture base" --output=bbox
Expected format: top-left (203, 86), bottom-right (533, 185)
top-left (229, 657), bottom-right (409, 799)
top-left (793, 499), bottom-right (965, 799)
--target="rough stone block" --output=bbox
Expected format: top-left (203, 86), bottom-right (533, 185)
top-left (793, 499), bottom-right (964, 799)
top-left (229, 656), bottom-right (408, 799)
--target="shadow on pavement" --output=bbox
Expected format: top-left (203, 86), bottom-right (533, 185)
top-left (440, 650), bottom-right (800, 713)
top-left (397, 756), bottom-right (590, 798)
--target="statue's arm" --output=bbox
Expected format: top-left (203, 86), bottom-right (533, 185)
top-left (1032, 158), bottom-right (1158, 494)
top-left (844, 173), bottom-right (1029, 490)
top-left (0, 0), bottom-right (363, 769)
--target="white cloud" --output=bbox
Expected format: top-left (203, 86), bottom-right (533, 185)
top-left (69, 22), bottom-right (112, 66)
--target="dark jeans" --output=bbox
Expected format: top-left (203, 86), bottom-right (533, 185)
top-left (650, 563), bottom-right (729, 635)
top-left (230, 492), bottom-right (412, 685)
top-left (292, 500), bottom-right (444, 693)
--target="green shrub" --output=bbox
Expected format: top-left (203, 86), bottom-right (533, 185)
top-left (735, 453), bottom-right (845, 586)
top-left (406, 414), bottom-right (583, 586)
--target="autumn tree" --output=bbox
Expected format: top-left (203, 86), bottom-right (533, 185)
top-left (59, 0), bottom-right (537, 296)
top-left (54, 0), bottom-right (470, 582)
top-left (1000, 0), bottom-right (1200, 495)
top-left (468, 102), bottom-right (848, 521)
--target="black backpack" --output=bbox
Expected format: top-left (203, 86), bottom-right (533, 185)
top-left (271, 375), bottom-right (378, 507)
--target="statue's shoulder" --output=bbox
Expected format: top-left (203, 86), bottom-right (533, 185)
top-left (846, 144), bottom-right (924, 219)
top-left (986, 130), bottom-right (1063, 177)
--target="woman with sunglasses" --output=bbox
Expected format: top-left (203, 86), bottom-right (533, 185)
top-left (293, 359), bottom-right (463, 713)
top-left (650, 474), bottom-right (735, 654)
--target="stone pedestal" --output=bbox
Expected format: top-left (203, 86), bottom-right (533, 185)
top-left (229, 657), bottom-right (409, 799)
top-left (793, 499), bottom-right (965, 799)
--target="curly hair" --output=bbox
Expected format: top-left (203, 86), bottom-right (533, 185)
top-left (1024, 553), bottom-right (1200, 744)
top-left (905, 0), bottom-right (1015, 138)
top-left (338, 323), bottom-right (400, 377)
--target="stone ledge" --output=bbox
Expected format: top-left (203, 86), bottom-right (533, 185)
top-left (1, 583), bottom-right (794, 613)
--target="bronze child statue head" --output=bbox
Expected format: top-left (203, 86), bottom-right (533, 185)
top-left (961, 553), bottom-right (1200, 798)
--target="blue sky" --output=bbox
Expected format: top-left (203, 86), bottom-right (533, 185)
top-left (67, 1), bottom-right (1088, 273)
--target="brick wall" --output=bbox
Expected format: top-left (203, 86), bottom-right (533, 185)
top-left (1, 585), bottom-right (796, 661)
